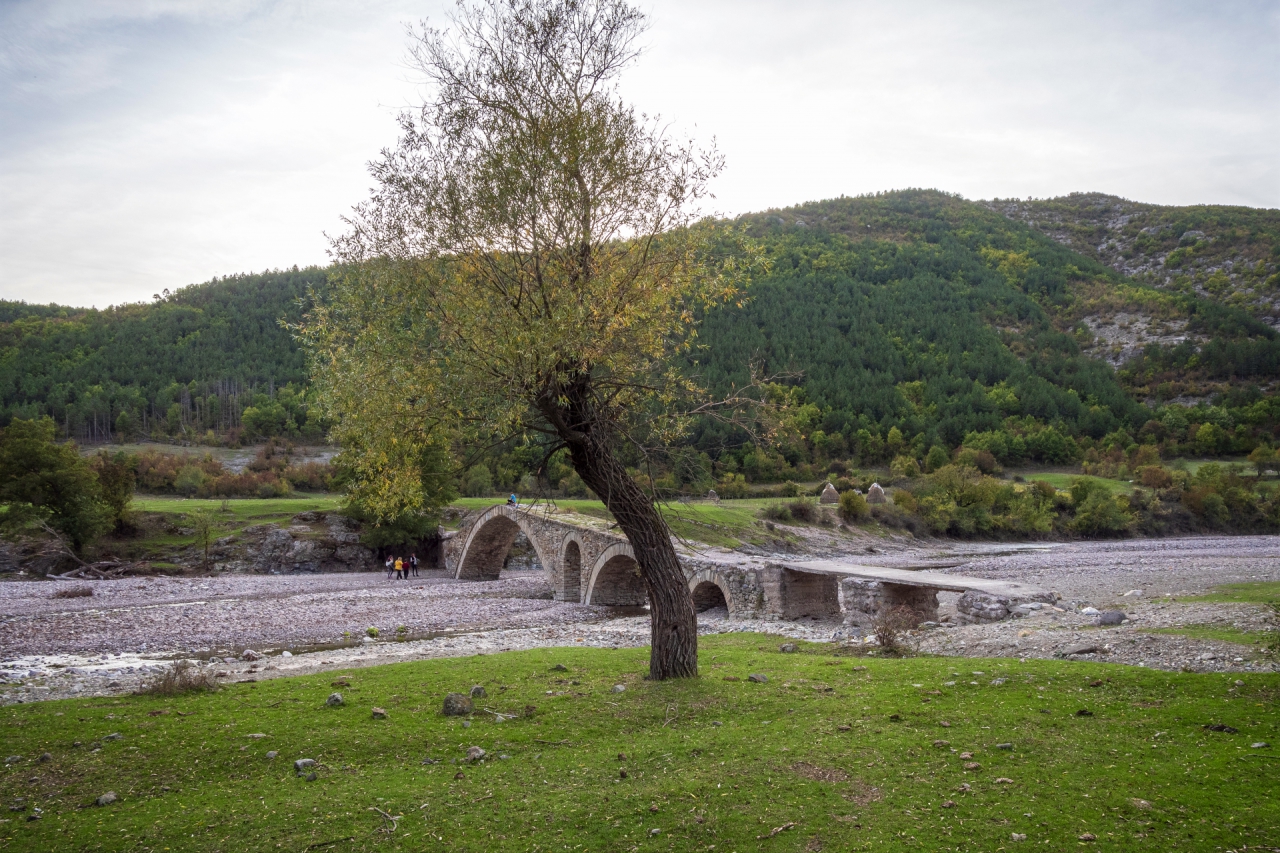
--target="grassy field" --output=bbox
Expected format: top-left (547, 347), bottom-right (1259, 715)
top-left (131, 495), bottom-right (345, 520)
top-left (2, 634), bottom-right (1277, 852)
top-left (1017, 472), bottom-right (1133, 494)
top-left (106, 496), bottom-right (347, 563)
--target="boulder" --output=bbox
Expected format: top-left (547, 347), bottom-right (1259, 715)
top-left (442, 693), bottom-right (473, 716)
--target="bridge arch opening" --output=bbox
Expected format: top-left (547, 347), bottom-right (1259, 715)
top-left (561, 539), bottom-right (582, 603)
top-left (691, 580), bottom-right (728, 613)
top-left (587, 554), bottom-right (647, 606)
top-left (456, 509), bottom-right (547, 582)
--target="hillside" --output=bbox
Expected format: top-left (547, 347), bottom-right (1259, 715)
top-left (988, 193), bottom-right (1280, 328)
top-left (0, 267), bottom-right (327, 443)
top-left (2, 191), bottom-right (1277, 478)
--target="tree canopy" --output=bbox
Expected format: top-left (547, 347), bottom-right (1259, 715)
top-left (301, 0), bottom-right (762, 679)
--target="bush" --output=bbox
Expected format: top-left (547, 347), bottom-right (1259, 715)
top-left (462, 464), bottom-right (494, 497)
top-left (716, 474), bottom-right (748, 499)
top-left (788, 499), bottom-right (817, 522)
top-left (872, 605), bottom-right (919, 654)
top-left (762, 503), bottom-right (793, 522)
top-left (892, 489), bottom-right (918, 512)
top-left (173, 465), bottom-right (208, 496)
top-left (890, 455), bottom-right (921, 479)
top-left (559, 471), bottom-right (589, 497)
top-left (1138, 466), bottom-right (1174, 489)
top-left (1072, 486), bottom-right (1134, 536)
top-left (780, 481), bottom-right (801, 498)
top-left (924, 445), bottom-right (949, 473)
top-left (50, 585), bottom-right (94, 599)
top-left (136, 660), bottom-right (218, 696)
top-left (838, 490), bottom-right (869, 521)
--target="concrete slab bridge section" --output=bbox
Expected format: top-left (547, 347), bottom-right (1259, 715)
top-left (444, 504), bottom-right (1054, 624)
top-left (776, 560), bottom-right (1057, 626)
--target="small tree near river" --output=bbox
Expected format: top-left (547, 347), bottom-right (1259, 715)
top-left (299, 0), bottom-right (762, 679)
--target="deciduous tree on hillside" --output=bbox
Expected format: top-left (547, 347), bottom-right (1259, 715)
top-left (299, 0), bottom-right (761, 679)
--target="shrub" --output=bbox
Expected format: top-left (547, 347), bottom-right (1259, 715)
top-left (890, 455), bottom-right (921, 479)
top-left (462, 464), bottom-right (494, 497)
top-left (366, 626), bottom-right (380, 638)
top-left (173, 465), bottom-right (208, 496)
top-left (49, 585), bottom-right (94, 599)
top-left (762, 503), bottom-right (793, 522)
top-left (716, 474), bottom-right (748, 499)
top-left (872, 605), bottom-right (919, 654)
top-left (1138, 466), bottom-right (1174, 489)
top-left (924, 445), bottom-right (949, 473)
top-left (780, 481), bottom-right (801, 498)
top-left (1072, 489), bottom-right (1134, 536)
top-left (559, 471), bottom-right (589, 497)
top-left (788, 499), bottom-right (817, 523)
top-left (838, 490), bottom-right (869, 521)
top-left (892, 489), bottom-right (918, 512)
top-left (136, 660), bottom-right (218, 696)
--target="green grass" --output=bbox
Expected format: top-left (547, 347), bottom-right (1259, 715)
top-left (1144, 625), bottom-right (1278, 649)
top-left (131, 496), bottom-right (345, 519)
top-left (3, 635), bottom-right (1277, 852)
top-left (109, 496), bottom-right (347, 562)
top-left (1019, 472), bottom-right (1134, 494)
top-left (1184, 582), bottom-right (1280, 607)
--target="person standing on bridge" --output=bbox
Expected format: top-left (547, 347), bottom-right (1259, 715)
top-left (507, 493), bottom-right (518, 507)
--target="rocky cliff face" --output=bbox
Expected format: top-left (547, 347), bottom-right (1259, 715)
top-left (986, 193), bottom-right (1280, 328)
top-left (208, 511), bottom-right (377, 574)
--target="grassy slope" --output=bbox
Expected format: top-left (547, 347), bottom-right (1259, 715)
top-left (2, 635), bottom-right (1277, 852)
top-left (112, 496), bottom-right (346, 564)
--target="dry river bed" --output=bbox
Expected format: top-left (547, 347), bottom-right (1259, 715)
top-left (0, 535), bottom-right (1276, 705)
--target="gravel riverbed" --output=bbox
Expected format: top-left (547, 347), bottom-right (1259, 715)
top-left (1, 535), bottom-right (1276, 704)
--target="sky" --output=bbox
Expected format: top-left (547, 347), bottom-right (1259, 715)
top-left (1, 0), bottom-right (1278, 308)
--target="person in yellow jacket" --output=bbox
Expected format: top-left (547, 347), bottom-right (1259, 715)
top-left (394, 557), bottom-right (404, 580)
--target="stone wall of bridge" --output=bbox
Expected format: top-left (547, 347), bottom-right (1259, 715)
top-left (444, 503), bottom-right (1047, 625)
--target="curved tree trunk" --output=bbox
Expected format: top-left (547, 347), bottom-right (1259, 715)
top-left (537, 379), bottom-right (698, 680)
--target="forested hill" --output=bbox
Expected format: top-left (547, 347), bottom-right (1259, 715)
top-left (2, 190), bottom-right (1278, 462)
top-left (0, 267), bottom-right (326, 442)
top-left (988, 193), bottom-right (1280, 327)
top-left (694, 192), bottom-right (1279, 433)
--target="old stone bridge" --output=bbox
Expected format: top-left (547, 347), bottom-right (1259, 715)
top-left (442, 503), bottom-right (1055, 625)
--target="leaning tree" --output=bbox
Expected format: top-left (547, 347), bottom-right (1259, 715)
top-left (300, 0), bottom-right (760, 680)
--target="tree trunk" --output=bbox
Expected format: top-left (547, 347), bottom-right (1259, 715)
top-left (537, 380), bottom-right (698, 680)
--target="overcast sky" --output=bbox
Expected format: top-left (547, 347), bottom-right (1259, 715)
top-left (2, 0), bottom-right (1277, 308)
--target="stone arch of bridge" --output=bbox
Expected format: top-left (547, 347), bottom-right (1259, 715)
top-left (688, 572), bottom-right (731, 613)
top-left (453, 504), bottom-right (556, 583)
top-left (559, 534), bottom-right (585, 603)
top-left (584, 542), bottom-right (648, 606)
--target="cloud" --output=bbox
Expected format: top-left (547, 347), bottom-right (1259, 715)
top-left (1, 0), bottom-right (1277, 306)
